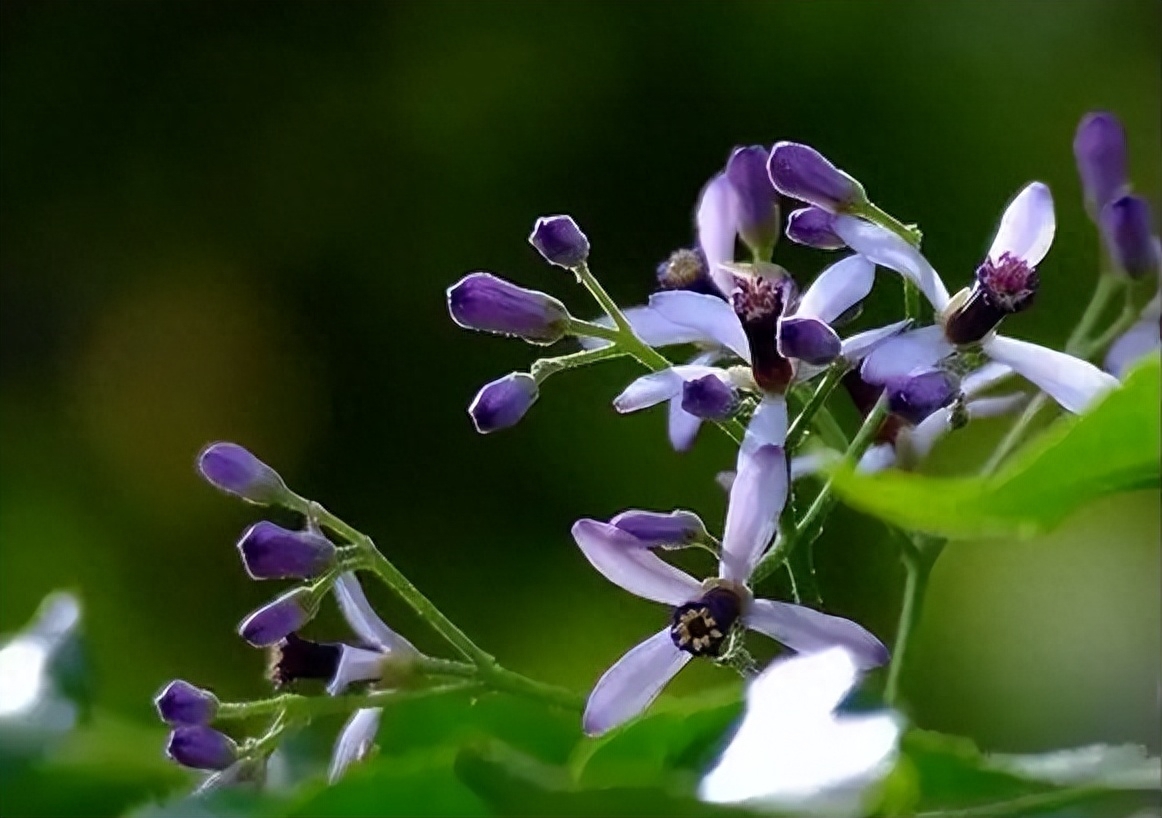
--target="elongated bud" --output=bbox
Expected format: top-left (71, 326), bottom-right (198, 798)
top-left (886, 369), bottom-right (960, 426)
top-left (726, 145), bottom-right (780, 258)
top-left (1101, 195), bottom-right (1160, 279)
top-left (237, 521), bottom-right (336, 580)
top-left (777, 317), bottom-right (842, 365)
top-left (610, 509), bottom-right (709, 549)
top-left (166, 725), bottom-right (238, 770)
top-left (529, 215), bottom-right (590, 268)
top-left (468, 372), bottom-right (538, 433)
top-left (786, 207), bottom-right (845, 249)
top-left (680, 374), bottom-right (738, 420)
top-left (1073, 112), bottom-right (1128, 215)
top-left (238, 587), bottom-right (316, 648)
top-left (446, 272), bottom-right (570, 344)
top-left (197, 442), bottom-right (290, 506)
top-left (154, 680), bottom-right (219, 725)
top-left (767, 142), bottom-right (867, 213)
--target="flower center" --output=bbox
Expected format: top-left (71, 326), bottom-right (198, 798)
top-left (943, 254), bottom-right (1039, 346)
top-left (731, 273), bottom-right (795, 392)
top-left (268, 633), bottom-right (341, 689)
top-left (669, 586), bottom-right (743, 657)
top-left (657, 248), bottom-right (710, 291)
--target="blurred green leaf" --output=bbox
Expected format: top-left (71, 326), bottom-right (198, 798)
top-left (985, 743), bottom-right (1161, 791)
top-left (831, 357), bottom-right (1160, 538)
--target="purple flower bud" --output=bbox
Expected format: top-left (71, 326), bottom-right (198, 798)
top-left (767, 142), bottom-right (867, 213)
top-left (237, 521), bottom-right (337, 580)
top-left (238, 587), bottom-right (315, 647)
top-left (777, 317), bottom-right (842, 365)
top-left (786, 207), bottom-right (846, 250)
top-left (529, 215), bottom-right (590, 268)
top-left (680, 375), bottom-right (738, 420)
top-left (154, 680), bottom-right (219, 725)
top-left (446, 272), bottom-right (570, 344)
top-left (726, 145), bottom-right (780, 256)
top-left (197, 442), bottom-right (289, 506)
top-left (1073, 112), bottom-right (1128, 214)
top-left (468, 373), bottom-right (538, 434)
top-left (886, 369), bottom-right (960, 426)
top-left (1101, 195), bottom-right (1160, 279)
top-left (166, 725), bottom-right (238, 771)
top-left (610, 509), bottom-right (708, 548)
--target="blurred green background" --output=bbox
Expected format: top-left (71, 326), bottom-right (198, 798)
top-left (1, 0), bottom-right (1159, 786)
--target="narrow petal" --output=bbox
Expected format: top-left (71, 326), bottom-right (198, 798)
top-left (904, 411), bottom-right (954, 461)
top-left (326, 645), bottom-right (389, 696)
top-left (840, 319), bottom-right (911, 363)
top-left (745, 394), bottom-right (788, 448)
top-left (1105, 317), bottom-right (1160, 379)
top-left (328, 707), bottom-right (382, 782)
top-left (649, 291), bottom-right (750, 361)
top-left (720, 444), bottom-right (788, 582)
top-left (833, 216), bottom-right (950, 311)
top-left (984, 335), bottom-right (1118, 413)
top-left (583, 628), bottom-right (692, 736)
top-left (613, 369), bottom-right (683, 413)
top-left (961, 361), bottom-right (1014, 397)
top-left (790, 450), bottom-right (838, 481)
top-left (795, 256), bottom-right (876, 323)
top-left (860, 326), bottom-right (954, 385)
top-left (579, 305), bottom-right (716, 351)
top-left (667, 397), bottom-right (704, 452)
top-left (611, 509), bottom-right (709, 548)
top-left (572, 519), bottom-right (701, 605)
top-left (988, 182), bottom-right (1055, 268)
top-left (746, 599), bottom-right (889, 669)
top-left (857, 442), bottom-right (898, 474)
top-left (696, 173), bottom-right (740, 295)
top-left (332, 573), bottom-right (416, 655)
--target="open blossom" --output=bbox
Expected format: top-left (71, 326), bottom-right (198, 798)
top-left (835, 182), bottom-right (1119, 413)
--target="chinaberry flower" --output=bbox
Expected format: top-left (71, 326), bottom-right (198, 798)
top-left (1105, 293), bottom-right (1161, 379)
top-left (699, 647), bottom-right (901, 815)
top-left (237, 521), bottom-right (337, 580)
top-left (767, 142), bottom-right (868, 213)
top-left (529, 215), bottom-right (589, 268)
top-left (468, 372), bottom-right (538, 433)
top-left (447, 272), bottom-right (571, 344)
top-left (197, 442), bottom-right (290, 506)
top-left (836, 182), bottom-right (1119, 413)
top-left (166, 725), bottom-right (238, 771)
top-left (155, 680), bottom-right (218, 726)
top-left (1073, 112), bottom-right (1128, 217)
top-left (238, 587), bottom-right (317, 648)
top-left (786, 207), bottom-right (846, 250)
top-left (1100, 195), bottom-right (1161, 279)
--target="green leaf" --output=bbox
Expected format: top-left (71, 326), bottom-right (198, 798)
top-left (830, 357), bottom-right (1160, 538)
top-left (986, 744), bottom-right (1161, 791)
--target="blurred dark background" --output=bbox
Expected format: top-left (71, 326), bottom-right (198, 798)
top-left (1, 0), bottom-right (1159, 765)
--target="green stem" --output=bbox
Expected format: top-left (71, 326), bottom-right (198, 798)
top-left (903, 278), bottom-right (922, 322)
top-left (1080, 285), bottom-right (1139, 358)
top-left (855, 201), bottom-right (923, 247)
top-left (566, 317), bottom-right (621, 343)
top-left (884, 538), bottom-right (941, 705)
top-left (915, 786), bottom-right (1112, 818)
top-left (786, 364), bottom-right (848, 451)
top-left (530, 344), bottom-right (625, 383)
top-left (218, 682), bottom-right (484, 723)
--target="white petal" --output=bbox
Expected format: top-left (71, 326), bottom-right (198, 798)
top-left (904, 411), bottom-right (953, 462)
top-left (857, 442), bottom-right (898, 474)
top-left (984, 335), bottom-right (1118, 413)
top-left (840, 319), bottom-right (911, 363)
top-left (613, 365), bottom-right (726, 413)
top-left (583, 628), bottom-right (692, 736)
top-left (649, 291), bottom-right (750, 361)
top-left (326, 645), bottom-right (388, 696)
top-left (988, 182), bottom-right (1055, 268)
top-left (745, 598), bottom-right (889, 669)
top-left (833, 216), bottom-right (950, 311)
top-left (667, 396), bottom-right (704, 452)
top-left (860, 325), bottom-right (954, 384)
top-left (577, 306), bottom-right (714, 351)
top-left (790, 450), bottom-right (838, 481)
top-left (333, 573), bottom-right (416, 655)
top-left (961, 361), bottom-right (1014, 397)
top-left (967, 394), bottom-right (1026, 420)
top-left (719, 444), bottom-right (788, 582)
top-left (1104, 317), bottom-right (1160, 379)
top-left (572, 519), bottom-right (702, 605)
top-left (328, 707), bottom-right (382, 782)
top-left (697, 173), bottom-right (740, 296)
top-left (795, 256), bottom-right (876, 323)
top-left (745, 394), bottom-right (788, 448)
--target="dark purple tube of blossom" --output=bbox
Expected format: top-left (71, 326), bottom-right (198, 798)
top-left (1073, 112), bottom-right (1128, 215)
top-left (777, 317), bottom-right (842, 366)
top-left (166, 725), bottom-right (238, 771)
top-left (767, 142), bottom-right (867, 213)
top-left (726, 145), bottom-right (780, 256)
top-left (529, 215), bottom-right (590, 268)
top-left (785, 207), bottom-right (846, 250)
top-left (447, 272), bottom-right (570, 344)
top-left (238, 587), bottom-right (315, 647)
top-left (155, 680), bottom-right (219, 725)
top-left (197, 442), bottom-right (290, 506)
top-left (680, 375), bottom-right (738, 421)
top-left (468, 372), bottom-right (539, 433)
top-left (1101, 195), bottom-right (1160, 279)
top-left (886, 369), bottom-right (960, 426)
top-left (237, 521), bottom-right (337, 580)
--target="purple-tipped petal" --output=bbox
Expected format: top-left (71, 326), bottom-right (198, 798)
top-left (648, 291), bottom-right (751, 361)
top-left (696, 173), bottom-right (741, 295)
top-left (984, 335), bottom-right (1118, 414)
top-left (745, 599), bottom-right (889, 669)
top-left (719, 444), bottom-right (787, 583)
top-left (447, 272), bottom-right (570, 344)
top-left (885, 368), bottom-right (960, 426)
top-left (583, 628), bottom-right (692, 736)
top-left (1105, 314), bottom-right (1161, 379)
top-left (613, 369), bottom-right (685, 414)
top-left (1101, 195), bottom-right (1160, 279)
top-left (833, 216), bottom-right (951, 311)
top-left (681, 374), bottom-right (738, 420)
top-left (154, 680), bottom-right (219, 726)
top-left (238, 587), bottom-right (314, 648)
top-left (767, 142), bottom-right (866, 213)
top-left (778, 317), bottom-right (842, 366)
top-left (329, 707), bottom-right (383, 782)
top-left (578, 305), bottom-right (712, 351)
top-left (468, 373), bottom-right (538, 433)
top-left (1074, 112), bottom-right (1128, 214)
top-left (237, 521), bottom-right (337, 580)
top-left (860, 326), bottom-right (954, 385)
top-left (726, 145), bottom-right (780, 256)
top-left (197, 442), bottom-right (289, 506)
top-left (332, 572), bottom-right (416, 655)
top-left (988, 183), bottom-right (1055, 269)
top-left (610, 509), bottom-right (709, 549)
top-left (840, 320), bottom-right (911, 363)
top-left (786, 207), bottom-right (846, 250)
top-left (667, 397), bottom-right (704, 453)
top-left (529, 215), bottom-right (589, 268)
top-left (166, 725), bottom-right (238, 771)
top-left (795, 256), bottom-right (876, 324)
top-left (571, 519), bottom-right (701, 605)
